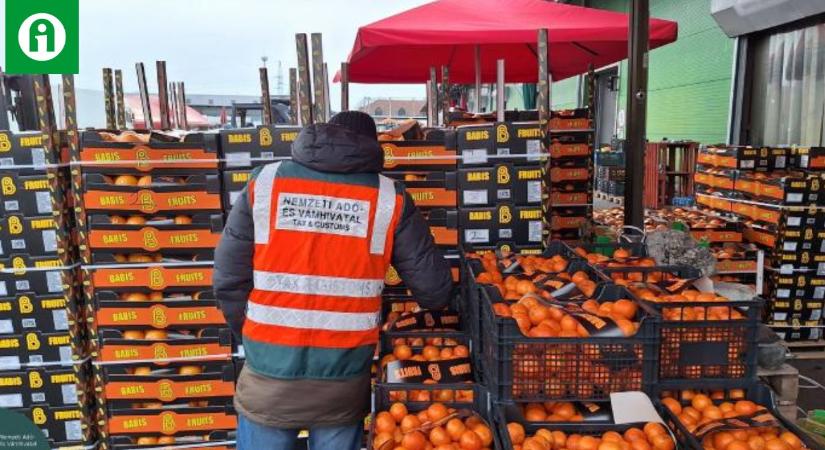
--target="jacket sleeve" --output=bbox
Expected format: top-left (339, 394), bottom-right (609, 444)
top-left (214, 186), bottom-right (254, 341)
top-left (390, 190), bottom-right (453, 310)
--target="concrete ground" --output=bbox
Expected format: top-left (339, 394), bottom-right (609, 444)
top-left (789, 359), bottom-right (825, 413)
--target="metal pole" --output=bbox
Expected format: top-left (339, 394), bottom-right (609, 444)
top-left (429, 66), bottom-right (438, 125)
top-left (260, 67), bottom-right (273, 126)
top-left (474, 45), bottom-right (481, 113)
top-left (496, 59), bottom-right (505, 122)
top-left (323, 63), bottom-right (331, 120)
top-left (537, 29), bottom-right (549, 124)
top-left (178, 82), bottom-right (188, 130)
top-left (624, 0), bottom-right (649, 228)
top-left (441, 66), bottom-right (450, 126)
top-left (156, 61), bottom-right (171, 129)
top-left (135, 63), bottom-right (153, 130)
top-left (102, 68), bottom-right (116, 129)
top-left (289, 68), bottom-right (298, 124)
top-left (310, 33), bottom-right (326, 123)
top-left (340, 63), bottom-right (349, 112)
top-left (114, 70), bottom-right (126, 129)
top-left (169, 82), bottom-right (178, 129)
top-left (425, 81), bottom-right (432, 127)
top-left (295, 33), bottom-right (313, 125)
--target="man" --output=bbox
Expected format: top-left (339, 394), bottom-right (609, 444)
top-left (214, 111), bottom-right (453, 450)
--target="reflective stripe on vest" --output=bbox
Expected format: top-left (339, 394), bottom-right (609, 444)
top-left (253, 270), bottom-right (384, 298)
top-left (246, 302), bottom-right (379, 331)
top-left (253, 162), bottom-right (281, 245)
top-left (370, 175), bottom-right (396, 255)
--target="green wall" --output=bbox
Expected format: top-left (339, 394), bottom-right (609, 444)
top-left (553, 0), bottom-right (735, 144)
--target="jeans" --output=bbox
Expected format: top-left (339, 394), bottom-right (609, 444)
top-left (237, 413), bottom-right (362, 450)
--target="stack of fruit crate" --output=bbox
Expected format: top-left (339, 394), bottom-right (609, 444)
top-left (74, 129), bottom-right (237, 450)
top-left (453, 122), bottom-right (547, 254)
top-left (0, 129), bottom-right (93, 447)
top-left (694, 145), bottom-right (825, 342)
top-left (547, 109), bottom-right (594, 242)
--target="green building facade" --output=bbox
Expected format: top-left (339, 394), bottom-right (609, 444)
top-left (552, 0), bottom-right (736, 144)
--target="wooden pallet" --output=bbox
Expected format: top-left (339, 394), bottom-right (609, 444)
top-left (786, 339), bottom-right (825, 360)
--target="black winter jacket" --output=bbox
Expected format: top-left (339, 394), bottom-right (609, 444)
top-left (214, 123), bottom-right (453, 341)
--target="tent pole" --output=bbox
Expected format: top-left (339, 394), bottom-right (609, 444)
top-left (156, 61), bottom-right (171, 129)
top-left (474, 45), bottom-right (481, 113)
top-left (340, 63), bottom-right (349, 111)
top-left (624, 0), bottom-right (649, 228)
top-left (311, 33), bottom-right (327, 123)
top-left (295, 33), bottom-right (313, 125)
top-left (441, 66), bottom-right (450, 125)
top-left (429, 66), bottom-right (438, 125)
top-left (537, 29), bottom-right (549, 123)
top-left (260, 67), bottom-right (273, 126)
top-left (496, 59), bottom-right (505, 122)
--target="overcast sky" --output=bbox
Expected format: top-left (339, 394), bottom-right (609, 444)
top-left (2, 0), bottom-right (432, 110)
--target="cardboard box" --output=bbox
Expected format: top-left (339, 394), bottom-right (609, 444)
top-left (0, 215), bottom-right (67, 257)
top-left (0, 171), bottom-right (67, 216)
top-left (768, 273), bottom-right (825, 300)
top-left (86, 264), bottom-right (213, 293)
top-left (0, 255), bottom-right (68, 296)
top-left (456, 164), bottom-right (543, 206)
top-left (458, 203), bottom-right (545, 246)
top-left (219, 126), bottom-right (300, 169)
top-left (16, 404), bottom-right (90, 446)
top-left (0, 366), bottom-right (83, 408)
top-left (549, 206), bottom-right (592, 231)
top-left (0, 331), bottom-right (75, 369)
top-left (82, 173), bottom-right (222, 215)
top-left (735, 172), bottom-right (822, 205)
top-left (454, 122), bottom-right (545, 167)
top-left (767, 298), bottom-right (823, 322)
top-left (79, 130), bottom-right (220, 174)
top-left (385, 171), bottom-right (457, 208)
top-left (382, 140), bottom-right (457, 171)
top-left (0, 131), bottom-right (58, 174)
top-left (0, 292), bottom-right (75, 334)
top-left (94, 328), bottom-right (233, 364)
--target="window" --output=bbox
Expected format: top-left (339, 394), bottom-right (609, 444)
top-left (397, 108), bottom-right (406, 117)
top-left (749, 21), bottom-right (825, 146)
top-left (374, 107), bottom-right (384, 116)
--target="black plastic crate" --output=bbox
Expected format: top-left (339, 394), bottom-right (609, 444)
top-left (657, 383), bottom-right (819, 450)
top-left (604, 265), bottom-right (763, 382)
top-left (472, 279), bottom-right (657, 402)
top-left (494, 402), bottom-right (677, 450)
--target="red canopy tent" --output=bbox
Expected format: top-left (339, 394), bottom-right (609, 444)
top-left (337, 0), bottom-right (678, 84)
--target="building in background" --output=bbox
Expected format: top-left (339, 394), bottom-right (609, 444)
top-left (359, 98), bottom-right (426, 119)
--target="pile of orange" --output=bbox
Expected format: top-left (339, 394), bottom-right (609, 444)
top-left (121, 330), bottom-right (168, 340)
top-left (521, 402), bottom-right (583, 422)
top-left (382, 342), bottom-right (473, 403)
top-left (628, 286), bottom-right (744, 322)
top-left (119, 292), bottom-right (198, 302)
top-left (477, 269), bottom-right (599, 303)
top-left (572, 247), bottom-right (658, 269)
top-left (105, 174), bottom-right (187, 186)
top-left (471, 252), bottom-right (597, 300)
top-left (110, 215), bottom-right (192, 225)
top-left (660, 390), bottom-right (806, 450)
top-left (99, 131), bottom-right (151, 143)
top-left (113, 253), bottom-right (163, 263)
top-left (492, 294), bottom-right (640, 338)
top-left (505, 421), bottom-right (674, 450)
top-left (372, 402), bottom-right (493, 450)
top-left (389, 337), bottom-right (461, 348)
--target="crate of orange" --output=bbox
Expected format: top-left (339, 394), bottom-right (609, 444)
top-left (657, 384), bottom-right (818, 450)
top-left (106, 430), bottom-right (236, 450)
top-left (377, 331), bottom-right (476, 407)
top-left (610, 266), bottom-right (763, 382)
top-left (81, 173), bottom-right (222, 215)
top-left (79, 130), bottom-right (220, 174)
top-left (368, 396), bottom-right (498, 450)
top-left (496, 403), bottom-right (678, 450)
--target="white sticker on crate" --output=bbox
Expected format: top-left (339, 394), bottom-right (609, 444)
top-left (462, 149), bottom-right (488, 165)
top-left (783, 242), bottom-right (797, 251)
top-left (35, 191), bottom-right (51, 214)
top-left (496, 189), bottom-right (511, 201)
top-left (498, 228), bottom-right (513, 239)
top-left (777, 289), bottom-right (790, 298)
top-left (225, 152), bottom-right (251, 168)
top-left (42, 230), bottom-right (57, 252)
top-left (16, 280), bottom-right (30, 291)
top-left (32, 392), bottom-right (45, 403)
top-left (787, 216), bottom-right (802, 227)
top-left (772, 312), bottom-right (788, 321)
top-left (0, 281), bottom-right (7, 297)
top-left (0, 240), bottom-right (3, 255)
top-left (47, 271), bottom-right (62, 293)
top-left (526, 140), bottom-right (542, 161)
top-left (59, 346), bottom-right (72, 362)
top-left (53, 309), bottom-right (68, 331)
top-left (527, 181), bottom-right (542, 203)
top-left (814, 287), bottom-right (825, 300)
top-left (22, 318), bottom-right (35, 329)
top-left (464, 229), bottom-right (490, 243)
top-left (775, 155), bottom-right (786, 169)
top-left (812, 309), bottom-right (823, 321)
top-left (528, 221), bottom-right (543, 242)
top-left (0, 158), bottom-right (13, 167)
top-left (29, 355), bottom-right (43, 365)
top-left (11, 239), bottom-right (25, 250)
top-left (275, 192), bottom-right (370, 238)
top-left (229, 191), bottom-right (241, 205)
top-left (786, 193), bottom-right (804, 203)
top-left (819, 263), bottom-right (825, 276)
top-left (800, 155), bottom-right (810, 168)
top-left (741, 160), bottom-right (755, 169)
top-left (65, 420), bottom-right (82, 441)
top-left (0, 394), bottom-right (23, 408)
top-left (4, 200), bottom-right (19, 212)
top-left (31, 148), bottom-right (46, 170)
top-left (463, 190), bottom-right (488, 205)
top-left (62, 384), bottom-right (77, 404)
top-left (0, 356), bottom-right (21, 370)
top-left (0, 320), bottom-right (12, 334)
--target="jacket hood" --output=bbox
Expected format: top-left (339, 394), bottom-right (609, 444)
top-left (291, 123), bottom-right (384, 173)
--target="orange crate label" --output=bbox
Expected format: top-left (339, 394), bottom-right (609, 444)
top-left (551, 192), bottom-right (589, 205)
top-left (381, 144), bottom-right (456, 169)
top-left (97, 304), bottom-right (224, 328)
top-left (690, 230), bottom-right (742, 243)
top-left (716, 260), bottom-right (757, 272)
top-left (104, 378), bottom-right (235, 401)
top-left (430, 226), bottom-right (458, 246)
top-left (697, 153), bottom-right (715, 166)
top-left (694, 173), bottom-right (711, 185)
top-left (107, 410), bottom-right (237, 435)
top-left (549, 167), bottom-right (589, 181)
top-left (550, 143), bottom-right (590, 158)
top-left (92, 267), bottom-right (213, 289)
top-left (81, 147), bottom-right (218, 171)
top-left (735, 179), bottom-right (757, 195)
top-left (100, 342), bottom-right (230, 363)
top-left (758, 182), bottom-right (784, 200)
top-left (407, 188), bottom-right (456, 207)
top-left (84, 190), bottom-right (221, 213)
top-left (89, 227), bottom-right (220, 251)
top-left (552, 216), bottom-right (587, 230)
top-left (744, 227), bottom-right (776, 248)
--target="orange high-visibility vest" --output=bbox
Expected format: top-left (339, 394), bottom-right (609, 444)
top-left (242, 160), bottom-right (403, 379)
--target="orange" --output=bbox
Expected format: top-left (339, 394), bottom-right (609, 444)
top-left (422, 345), bottom-right (441, 361)
top-left (691, 394), bottom-right (712, 411)
top-left (389, 403), bottom-right (408, 422)
top-left (650, 434), bottom-right (674, 450)
top-left (528, 305), bottom-right (550, 326)
top-left (734, 400), bottom-right (758, 416)
top-left (472, 424), bottom-right (494, 447)
top-left (614, 248), bottom-right (631, 259)
top-left (123, 330), bottom-right (145, 340)
top-left (602, 431), bottom-right (623, 443)
top-left (714, 432), bottom-right (736, 450)
top-left (135, 437), bottom-right (158, 445)
top-left (149, 291), bottom-right (164, 301)
top-left (778, 432), bottom-right (802, 449)
top-left (624, 428), bottom-right (647, 442)
top-left (145, 330), bottom-right (168, 340)
top-left (428, 426), bottom-right (451, 446)
top-left (524, 405), bottom-right (547, 422)
top-left (133, 366), bottom-right (151, 375)
top-left (394, 345), bottom-right (413, 360)
top-left (507, 423), bottom-right (525, 445)
top-left (400, 414), bottom-right (422, 433)
top-left (726, 441), bottom-right (752, 450)
top-left (748, 435), bottom-right (766, 450)
top-left (444, 418), bottom-right (466, 441)
top-left (375, 412), bottom-right (396, 433)
top-left (126, 215), bottom-right (147, 225)
top-left (110, 216), bottom-right (126, 224)
top-left (703, 405), bottom-right (723, 421)
top-left (613, 299), bottom-right (638, 320)
top-left (174, 215), bottom-right (192, 224)
top-left (598, 442), bottom-right (622, 450)
top-left (114, 175), bottom-right (138, 186)
top-left (427, 403), bottom-right (449, 422)
top-left (661, 398), bottom-right (682, 415)
top-left (643, 423), bottom-right (667, 438)
top-left (137, 176), bottom-right (152, 186)
top-left (178, 365), bottom-right (202, 375)
top-left (764, 438), bottom-right (791, 450)
top-left (578, 435), bottom-right (600, 450)
top-left (156, 437), bottom-right (176, 444)
top-left (401, 430), bottom-right (427, 450)
top-left (123, 292), bottom-right (149, 301)
top-left (373, 432), bottom-right (394, 449)
top-left (458, 430), bottom-right (483, 450)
